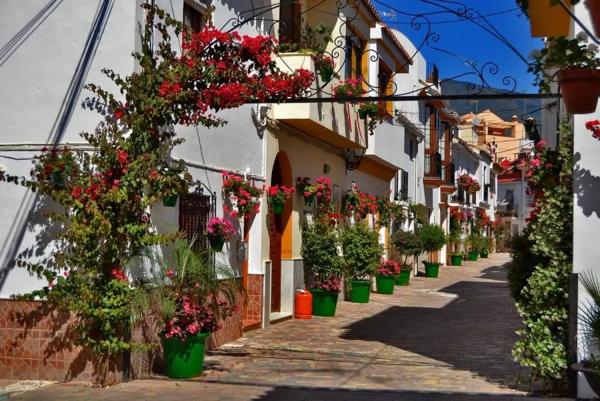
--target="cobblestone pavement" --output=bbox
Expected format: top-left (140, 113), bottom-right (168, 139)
top-left (9, 254), bottom-right (570, 400)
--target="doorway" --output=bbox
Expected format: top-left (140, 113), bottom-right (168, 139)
top-left (269, 152), bottom-right (292, 314)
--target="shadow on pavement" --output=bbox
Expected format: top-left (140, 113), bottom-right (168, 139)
top-left (340, 262), bottom-right (527, 391)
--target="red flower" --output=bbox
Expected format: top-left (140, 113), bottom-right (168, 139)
top-left (117, 150), bottom-right (128, 165)
top-left (110, 267), bottom-right (127, 281)
top-left (71, 186), bottom-right (83, 199)
top-left (149, 169), bottom-right (159, 180)
top-left (166, 269), bottom-right (175, 278)
top-left (114, 108), bottom-right (124, 119)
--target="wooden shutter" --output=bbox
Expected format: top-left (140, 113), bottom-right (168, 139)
top-left (179, 193), bottom-right (211, 249)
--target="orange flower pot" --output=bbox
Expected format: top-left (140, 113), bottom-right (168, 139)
top-left (558, 68), bottom-right (600, 114)
top-left (528, 0), bottom-right (571, 38)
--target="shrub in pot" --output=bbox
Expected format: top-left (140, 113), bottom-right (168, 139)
top-left (375, 259), bottom-right (401, 295)
top-left (467, 233), bottom-right (483, 261)
top-left (529, 34), bottom-right (600, 114)
top-left (391, 229), bottom-right (422, 286)
top-left (301, 220), bottom-right (343, 317)
top-left (141, 239), bottom-right (240, 379)
top-left (341, 223), bottom-right (382, 303)
top-left (480, 236), bottom-right (491, 258)
top-left (419, 224), bottom-right (446, 278)
top-left (447, 222), bottom-right (463, 267)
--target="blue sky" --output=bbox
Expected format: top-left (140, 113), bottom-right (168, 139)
top-left (374, 0), bottom-right (543, 93)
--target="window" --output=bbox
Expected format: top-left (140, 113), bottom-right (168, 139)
top-left (345, 29), bottom-right (364, 79)
top-left (179, 192), bottom-right (212, 250)
top-left (505, 189), bottom-right (514, 209)
top-left (183, 1), bottom-right (209, 33)
top-left (400, 170), bottom-right (409, 201)
top-left (504, 128), bottom-right (513, 137)
top-left (378, 61), bottom-right (394, 115)
top-left (280, 0), bottom-right (302, 45)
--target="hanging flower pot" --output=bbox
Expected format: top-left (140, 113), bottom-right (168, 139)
top-left (304, 195), bottom-right (315, 207)
top-left (209, 237), bottom-right (225, 252)
top-left (558, 68), bottom-right (600, 114)
top-left (51, 171), bottom-right (65, 188)
top-left (163, 194), bottom-right (178, 207)
top-left (162, 332), bottom-right (210, 379)
top-left (586, 0), bottom-right (600, 38)
top-left (318, 67), bottom-right (334, 83)
top-left (527, 0), bottom-right (571, 38)
top-left (271, 202), bottom-right (284, 215)
top-left (358, 108), bottom-right (369, 120)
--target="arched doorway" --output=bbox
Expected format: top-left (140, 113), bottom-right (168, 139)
top-left (269, 152), bottom-right (293, 313)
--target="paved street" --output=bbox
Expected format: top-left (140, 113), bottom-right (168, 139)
top-left (7, 254), bottom-right (569, 400)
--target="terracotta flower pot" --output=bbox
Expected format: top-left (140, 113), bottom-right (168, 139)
top-left (558, 68), bottom-right (600, 114)
top-left (587, 0), bottom-right (600, 38)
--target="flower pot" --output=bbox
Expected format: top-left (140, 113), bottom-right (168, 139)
top-left (358, 109), bottom-right (368, 120)
top-left (310, 288), bottom-right (338, 317)
top-left (163, 194), bottom-right (178, 207)
top-left (376, 275), bottom-right (395, 294)
top-left (450, 254), bottom-right (463, 266)
top-left (51, 171), bottom-right (65, 188)
top-left (558, 68), bottom-right (600, 114)
top-left (423, 261), bottom-right (440, 278)
top-left (395, 270), bottom-right (411, 286)
top-left (271, 202), bottom-right (284, 215)
top-left (572, 362), bottom-right (600, 397)
top-left (468, 251), bottom-right (479, 261)
top-left (349, 280), bottom-right (371, 303)
top-left (318, 67), bottom-right (334, 83)
top-left (209, 237), bottom-right (225, 252)
top-left (479, 251), bottom-right (489, 258)
top-left (304, 196), bottom-right (314, 207)
top-left (587, 0), bottom-right (600, 38)
top-left (162, 332), bottom-right (210, 379)
top-left (528, 0), bottom-right (571, 37)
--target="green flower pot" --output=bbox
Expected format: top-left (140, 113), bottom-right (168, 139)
top-left (395, 270), bottom-right (411, 286)
top-left (376, 275), bottom-right (395, 294)
top-left (358, 109), bottom-right (368, 120)
top-left (423, 261), bottom-right (440, 278)
top-left (163, 194), bottom-right (178, 207)
top-left (468, 251), bottom-right (479, 261)
top-left (318, 67), bottom-right (334, 83)
top-left (271, 202), bottom-right (284, 215)
top-left (349, 280), bottom-right (371, 303)
top-left (480, 251), bottom-right (489, 258)
top-left (450, 254), bottom-right (463, 266)
top-left (310, 288), bottom-right (339, 317)
top-left (51, 171), bottom-right (65, 188)
top-left (162, 332), bottom-right (210, 379)
top-left (304, 196), bottom-right (314, 207)
top-left (209, 237), bottom-right (225, 252)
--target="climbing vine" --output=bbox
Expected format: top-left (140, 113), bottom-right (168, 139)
top-left (0, 4), bottom-right (312, 380)
top-left (511, 123), bottom-right (573, 389)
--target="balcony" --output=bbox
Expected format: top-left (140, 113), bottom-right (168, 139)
top-left (272, 53), bottom-right (366, 150)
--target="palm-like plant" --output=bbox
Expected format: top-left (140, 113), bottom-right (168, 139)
top-left (580, 272), bottom-right (600, 358)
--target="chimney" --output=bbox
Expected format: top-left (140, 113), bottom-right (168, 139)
top-left (511, 115), bottom-right (518, 122)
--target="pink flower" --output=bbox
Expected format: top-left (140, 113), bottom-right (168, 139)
top-left (166, 269), bottom-right (175, 278)
top-left (535, 140), bottom-right (546, 149)
top-left (530, 159), bottom-right (541, 168)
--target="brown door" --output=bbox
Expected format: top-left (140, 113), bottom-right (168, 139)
top-left (269, 214), bottom-right (282, 313)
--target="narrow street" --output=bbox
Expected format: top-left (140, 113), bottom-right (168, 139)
top-left (7, 254), bottom-right (569, 400)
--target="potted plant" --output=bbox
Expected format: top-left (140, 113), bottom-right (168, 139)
top-left (341, 223), bottom-right (382, 303)
top-left (479, 236), bottom-right (490, 258)
top-left (419, 224), bottom-right (446, 278)
top-left (467, 233), bottom-right (482, 261)
top-left (206, 217), bottom-right (236, 252)
top-left (343, 188), bottom-right (378, 219)
top-left (358, 102), bottom-right (380, 120)
top-left (301, 220), bottom-right (342, 317)
top-left (529, 34), bottom-right (600, 114)
top-left (517, 0), bottom-right (576, 37)
top-left (391, 229), bottom-right (422, 286)
top-left (296, 176), bottom-right (315, 206)
top-left (376, 259), bottom-right (401, 294)
top-left (332, 79), bottom-right (364, 100)
top-left (448, 208), bottom-right (465, 266)
top-left (313, 53), bottom-right (335, 83)
top-left (144, 239), bottom-right (240, 379)
top-left (267, 184), bottom-right (295, 215)
top-left (33, 146), bottom-right (79, 190)
top-left (222, 171), bottom-right (263, 218)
